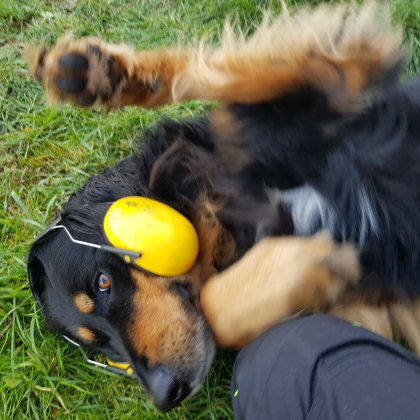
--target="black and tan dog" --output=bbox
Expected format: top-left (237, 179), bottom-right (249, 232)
top-left (27, 2), bottom-right (420, 412)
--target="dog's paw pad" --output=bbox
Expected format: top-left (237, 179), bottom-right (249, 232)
top-left (58, 53), bottom-right (89, 71)
top-left (55, 74), bottom-right (87, 93)
top-left (28, 38), bottom-right (127, 107)
top-left (53, 44), bottom-right (123, 105)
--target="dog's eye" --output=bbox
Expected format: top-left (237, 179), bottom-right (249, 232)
top-left (97, 273), bottom-right (111, 292)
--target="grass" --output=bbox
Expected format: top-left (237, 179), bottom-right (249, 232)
top-left (0, 0), bottom-right (419, 418)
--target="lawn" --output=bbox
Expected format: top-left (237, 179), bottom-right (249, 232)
top-left (1, 0), bottom-right (419, 418)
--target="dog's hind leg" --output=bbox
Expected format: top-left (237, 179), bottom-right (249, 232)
top-left (388, 301), bottom-right (420, 355)
top-left (27, 2), bottom-right (403, 110)
top-left (331, 297), bottom-right (420, 356)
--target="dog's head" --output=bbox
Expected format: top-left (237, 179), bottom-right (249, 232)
top-left (28, 200), bottom-right (218, 411)
top-left (27, 120), bottom-right (227, 411)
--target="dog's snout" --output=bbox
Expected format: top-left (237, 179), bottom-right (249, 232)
top-left (148, 365), bottom-right (191, 411)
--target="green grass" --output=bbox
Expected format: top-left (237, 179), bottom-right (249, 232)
top-left (0, 0), bottom-right (419, 418)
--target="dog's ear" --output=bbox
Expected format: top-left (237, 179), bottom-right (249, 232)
top-left (28, 247), bottom-right (64, 332)
top-left (28, 238), bottom-right (98, 337)
top-left (28, 250), bottom-right (49, 317)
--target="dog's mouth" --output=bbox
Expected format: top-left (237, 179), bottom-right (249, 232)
top-left (131, 317), bottom-right (216, 412)
top-left (146, 328), bottom-right (216, 412)
top-left (63, 317), bottom-right (215, 411)
top-left (91, 313), bottom-right (216, 411)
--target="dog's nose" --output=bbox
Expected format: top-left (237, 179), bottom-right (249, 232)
top-left (148, 365), bottom-right (191, 411)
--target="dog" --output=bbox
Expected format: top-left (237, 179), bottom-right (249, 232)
top-left (27, 1), bottom-right (420, 412)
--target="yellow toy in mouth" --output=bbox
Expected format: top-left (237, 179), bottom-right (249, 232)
top-left (103, 196), bottom-right (199, 277)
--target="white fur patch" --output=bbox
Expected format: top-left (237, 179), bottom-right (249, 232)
top-left (268, 184), bottom-right (380, 246)
top-left (357, 187), bottom-right (379, 244)
top-left (267, 185), bottom-right (336, 235)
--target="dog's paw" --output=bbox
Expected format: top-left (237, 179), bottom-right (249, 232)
top-left (26, 36), bottom-right (129, 107)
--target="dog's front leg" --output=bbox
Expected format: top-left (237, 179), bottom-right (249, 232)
top-left (26, 35), bottom-right (192, 109)
top-left (27, 2), bottom-right (403, 111)
top-left (200, 233), bottom-right (360, 349)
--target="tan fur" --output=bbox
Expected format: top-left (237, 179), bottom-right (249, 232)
top-left (187, 197), bottom-right (237, 300)
top-left (389, 301), bottom-right (420, 354)
top-left (201, 233), bottom-right (360, 348)
top-left (128, 270), bottom-right (200, 366)
top-left (77, 326), bottom-right (95, 342)
top-left (331, 295), bottom-right (420, 355)
top-left (195, 197), bottom-right (237, 271)
top-left (28, 2), bottom-right (402, 110)
top-left (175, 2), bottom-right (403, 107)
top-left (26, 36), bottom-right (189, 109)
top-left (73, 293), bottom-right (94, 314)
top-left (330, 294), bottom-right (394, 340)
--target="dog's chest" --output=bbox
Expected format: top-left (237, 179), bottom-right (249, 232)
top-left (267, 184), bottom-right (336, 236)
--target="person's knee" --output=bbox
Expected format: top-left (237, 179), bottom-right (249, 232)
top-left (231, 315), bottom-right (340, 419)
top-left (231, 314), bottom-right (420, 420)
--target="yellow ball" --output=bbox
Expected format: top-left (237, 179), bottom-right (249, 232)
top-left (103, 196), bottom-right (199, 277)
